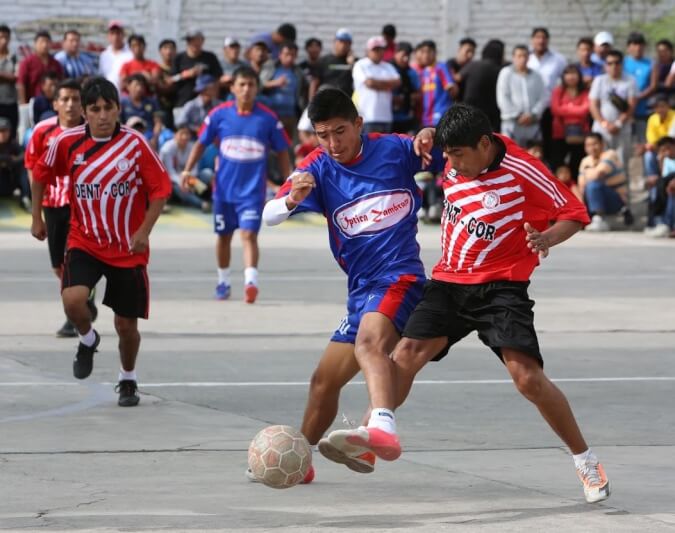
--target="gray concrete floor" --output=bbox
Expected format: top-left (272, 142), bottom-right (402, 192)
top-left (1, 215), bottom-right (674, 532)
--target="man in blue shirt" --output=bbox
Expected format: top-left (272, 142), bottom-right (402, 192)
top-left (182, 66), bottom-right (291, 303)
top-left (55, 30), bottom-right (97, 81)
top-left (262, 87), bottom-right (444, 479)
top-left (264, 41), bottom-right (307, 138)
top-left (623, 32), bottom-right (654, 143)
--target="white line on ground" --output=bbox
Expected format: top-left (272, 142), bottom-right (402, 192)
top-left (1, 377), bottom-right (675, 387)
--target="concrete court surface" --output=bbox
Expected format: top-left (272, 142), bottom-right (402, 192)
top-left (0, 211), bottom-right (674, 532)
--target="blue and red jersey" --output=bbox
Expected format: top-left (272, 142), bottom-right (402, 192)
top-left (276, 133), bottom-right (444, 292)
top-left (199, 101), bottom-right (291, 204)
top-left (419, 62), bottom-right (454, 127)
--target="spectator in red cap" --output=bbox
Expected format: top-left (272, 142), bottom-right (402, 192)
top-left (17, 30), bottom-right (63, 104)
top-left (98, 21), bottom-right (133, 90)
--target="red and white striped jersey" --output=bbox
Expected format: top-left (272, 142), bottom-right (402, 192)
top-left (433, 134), bottom-right (590, 284)
top-left (33, 123), bottom-right (172, 268)
top-left (25, 116), bottom-right (75, 208)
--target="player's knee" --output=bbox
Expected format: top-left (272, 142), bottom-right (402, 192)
top-left (511, 367), bottom-right (544, 400)
top-left (114, 316), bottom-right (138, 339)
top-left (62, 290), bottom-right (88, 318)
top-left (240, 230), bottom-right (257, 243)
top-left (392, 338), bottom-right (428, 375)
top-left (308, 369), bottom-right (340, 399)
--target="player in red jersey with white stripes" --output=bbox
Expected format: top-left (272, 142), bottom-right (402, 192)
top-left (30, 77), bottom-right (172, 407)
top-left (25, 79), bottom-right (98, 338)
top-left (330, 104), bottom-right (610, 504)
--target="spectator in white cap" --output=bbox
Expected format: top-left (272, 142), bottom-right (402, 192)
top-left (592, 31), bottom-right (614, 65)
top-left (220, 37), bottom-right (245, 95)
top-left (98, 21), bottom-right (133, 90)
top-left (352, 36), bottom-right (401, 133)
top-left (171, 28), bottom-right (223, 107)
top-left (314, 28), bottom-right (356, 99)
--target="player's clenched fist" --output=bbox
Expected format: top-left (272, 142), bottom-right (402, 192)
top-left (286, 172), bottom-right (316, 209)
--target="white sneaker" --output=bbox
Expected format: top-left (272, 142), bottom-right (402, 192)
top-left (576, 456), bottom-right (611, 503)
top-left (586, 215), bottom-right (610, 232)
top-left (643, 223), bottom-right (670, 238)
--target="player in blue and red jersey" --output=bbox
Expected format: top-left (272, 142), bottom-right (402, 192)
top-left (182, 66), bottom-right (291, 303)
top-left (415, 40), bottom-right (456, 127)
top-left (261, 87), bottom-right (445, 480)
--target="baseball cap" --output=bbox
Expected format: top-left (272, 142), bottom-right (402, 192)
top-left (224, 37), bottom-right (240, 47)
top-left (335, 28), bottom-right (352, 42)
top-left (367, 36), bottom-right (386, 51)
top-left (0, 117), bottom-right (11, 130)
top-left (195, 74), bottom-right (216, 92)
top-left (108, 20), bottom-right (124, 31)
top-left (184, 28), bottom-right (205, 40)
top-left (594, 31), bottom-right (614, 46)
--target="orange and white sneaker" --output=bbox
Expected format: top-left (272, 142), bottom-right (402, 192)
top-left (244, 283), bottom-right (258, 304)
top-left (318, 436), bottom-right (376, 474)
top-left (576, 457), bottom-right (610, 503)
top-left (328, 426), bottom-right (401, 462)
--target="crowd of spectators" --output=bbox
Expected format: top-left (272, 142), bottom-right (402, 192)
top-left (0, 19), bottom-right (674, 235)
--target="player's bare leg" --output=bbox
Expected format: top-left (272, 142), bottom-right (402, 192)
top-left (392, 336), bottom-right (449, 407)
top-left (114, 315), bottom-right (141, 407)
top-left (239, 230), bottom-right (259, 303)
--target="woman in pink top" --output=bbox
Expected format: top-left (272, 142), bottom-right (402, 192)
top-left (550, 64), bottom-right (590, 181)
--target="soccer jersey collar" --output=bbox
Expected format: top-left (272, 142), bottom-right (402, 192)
top-left (86, 122), bottom-right (121, 142)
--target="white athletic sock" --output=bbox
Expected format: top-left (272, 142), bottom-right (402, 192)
top-left (367, 408), bottom-right (396, 435)
top-left (573, 448), bottom-right (594, 468)
top-left (119, 368), bottom-right (137, 382)
top-left (217, 268), bottom-right (231, 285)
top-left (79, 328), bottom-right (97, 347)
top-left (244, 267), bottom-right (258, 286)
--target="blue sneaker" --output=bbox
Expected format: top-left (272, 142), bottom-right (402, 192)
top-left (215, 283), bottom-right (231, 300)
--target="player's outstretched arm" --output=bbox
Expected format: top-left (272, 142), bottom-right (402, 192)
top-left (524, 220), bottom-right (583, 259)
top-left (262, 172), bottom-right (316, 226)
top-left (414, 128), bottom-right (436, 168)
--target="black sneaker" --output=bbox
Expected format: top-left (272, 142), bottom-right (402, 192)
top-left (56, 320), bottom-right (78, 338)
top-left (115, 380), bottom-right (140, 407)
top-left (73, 330), bottom-right (100, 379)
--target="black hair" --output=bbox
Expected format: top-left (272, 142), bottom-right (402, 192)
top-left (396, 41), bottom-right (413, 55)
top-left (127, 73), bottom-right (149, 90)
top-left (656, 136), bottom-right (675, 149)
top-left (175, 122), bottom-right (191, 132)
top-left (63, 29), bottom-right (80, 40)
top-left (55, 78), bottom-right (82, 99)
top-left (280, 41), bottom-right (298, 53)
top-left (626, 32), bottom-right (646, 45)
top-left (0, 24), bottom-right (10, 35)
top-left (585, 132), bottom-right (604, 143)
top-left (606, 49), bottom-right (623, 62)
top-left (656, 39), bottom-right (673, 51)
top-left (159, 38), bottom-right (176, 49)
top-left (128, 33), bottom-right (145, 46)
top-left (577, 36), bottom-right (593, 48)
top-left (513, 44), bottom-right (529, 55)
top-left (276, 23), bottom-right (296, 42)
top-left (39, 70), bottom-right (61, 84)
top-left (531, 27), bottom-right (549, 39)
top-left (307, 87), bottom-right (358, 124)
top-left (382, 24), bottom-right (396, 39)
top-left (459, 37), bottom-right (477, 48)
top-left (35, 30), bottom-right (51, 41)
top-left (525, 139), bottom-right (543, 150)
top-left (81, 76), bottom-right (119, 109)
top-left (305, 37), bottom-right (322, 49)
top-left (654, 95), bottom-right (671, 106)
top-left (231, 65), bottom-right (260, 86)
top-left (560, 64), bottom-right (585, 93)
top-left (481, 39), bottom-right (504, 64)
top-left (434, 104), bottom-right (493, 149)
top-left (417, 39), bottom-right (436, 51)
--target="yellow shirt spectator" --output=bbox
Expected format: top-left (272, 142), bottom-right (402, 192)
top-left (646, 105), bottom-right (675, 146)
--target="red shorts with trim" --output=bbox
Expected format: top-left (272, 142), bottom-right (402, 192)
top-left (331, 274), bottom-right (426, 344)
top-left (62, 248), bottom-right (150, 319)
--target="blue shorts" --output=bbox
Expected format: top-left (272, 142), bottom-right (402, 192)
top-left (213, 201), bottom-right (262, 235)
top-left (331, 274), bottom-right (426, 344)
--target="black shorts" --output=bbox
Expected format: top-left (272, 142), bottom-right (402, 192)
top-left (402, 279), bottom-right (543, 366)
top-left (43, 206), bottom-right (70, 269)
top-left (62, 249), bottom-right (150, 319)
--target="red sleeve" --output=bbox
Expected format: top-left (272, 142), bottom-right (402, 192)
top-left (119, 62), bottom-right (130, 80)
top-left (32, 132), bottom-right (66, 186)
top-left (137, 134), bottom-right (172, 200)
top-left (24, 126), bottom-right (44, 170)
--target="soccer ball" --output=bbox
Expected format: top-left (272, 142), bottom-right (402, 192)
top-left (247, 425), bottom-right (312, 489)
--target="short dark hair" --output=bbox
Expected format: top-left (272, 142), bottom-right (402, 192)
top-left (175, 122), bottom-right (191, 132)
top-left (55, 78), bottom-right (81, 99)
top-left (159, 38), bottom-right (176, 49)
top-left (280, 41), bottom-right (298, 53)
top-left (513, 44), bottom-right (529, 55)
top-left (396, 41), bottom-right (413, 55)
top-left (307, 87), bottom-right (358, 124)
top-left (39, 70), bottom-right (60, 84)
top-left (606, 49), bottom-right (624, 62)
top-left (35, 30), bottom-right (51, 41)
top-left (305, 37), bottom-right (322, 49)
top-left (127, 72), bottom-right (149, 90)
top-left (81, 76), bottom-right (119, 109)
top-left (481, 39), bottom-right (504, 64)
top-left (656, 39), bottom-right (673, 51)
top-left (577, 37), bottom-right (594, 48)
top-left (434, 104), bottom-right (493, 149)
top-left (459, 37), bottom-right (477, 48)
top-left (531, 27), bottom-right (549, 39)
top-left (654, 95), bottom-right (670, 106)
top-left (417, 39), bottom-right (436, 51)
top-left (585, 132), bottom-right (604, 144)
top-left (276, 23), bottom-right (296, 42)
top-left (656, 136), bottom-right (675, 149)
top-left (382, 24), bottom-right (396, 39)
top-left (231, 65), bottom-right (260, 86)
top-left (63, 29), bottom-right (80, 40)
top-left (128, 34), bottom-right (145, 46)
top-left (626, 32), bottom-right (646, 45)
top-left (0, 24), bottom-right (10, 36)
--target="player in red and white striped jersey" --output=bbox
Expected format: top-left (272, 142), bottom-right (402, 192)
top-left (30, 77), bottom-right (172, 407)
top-left (24, 79), bottom-right (98, 338)
top-left (337, 105), bottom-right (610, 504)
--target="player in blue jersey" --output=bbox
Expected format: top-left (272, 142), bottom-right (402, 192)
top-left (261, 87), bottom-right (444, 479)
top-left (182, 66), bottom-right (291, 303)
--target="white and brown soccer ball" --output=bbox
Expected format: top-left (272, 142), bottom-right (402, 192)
top-left (247, 425), bottom-right (312, 489)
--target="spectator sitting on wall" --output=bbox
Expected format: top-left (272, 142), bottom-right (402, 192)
top-left (178, 74), bottom-right (223, 135)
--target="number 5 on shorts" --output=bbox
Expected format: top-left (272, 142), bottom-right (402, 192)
top-left (215, 213), bottom-right (226, 232)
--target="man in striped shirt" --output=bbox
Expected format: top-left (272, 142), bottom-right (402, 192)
top-left (329, 104), bottom-right (611, 505)
top-left (25, 78), bottom-right (97, 338)
top-left (54, 30), bottom-right (97, 81)
top-left (30, 77), bottom-right (172, 407)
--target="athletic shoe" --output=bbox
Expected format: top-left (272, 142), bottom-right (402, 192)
top-left (577, 456), bottom-right (610, 503)
top-left (644, 223), bottom-right (670, 238)
top-left (215, 282), bottom-right (231, 300)
top-left (318, 436), bottom-right (376, 473)
top-left (244, 283), bottom-right (258, 304)
top-left (72, 330), bottom-right (100, 379)
top-left (115, 379), bottom-right (140, 407)
top-left (56, 320), bottom-right (78, 338)
top-left (330, 426), bottom-right (401, 461)
top-left (586, 215), bottom-right (610, 232)
top-left (245, 464), bottom-right (315, 484)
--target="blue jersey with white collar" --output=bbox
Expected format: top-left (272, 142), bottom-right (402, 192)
top-left (276, 133), bottom-right (444, 291)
